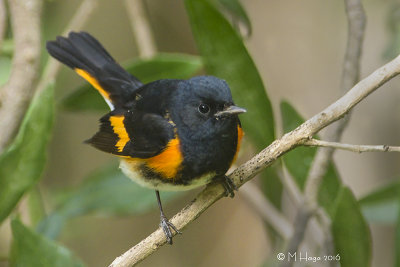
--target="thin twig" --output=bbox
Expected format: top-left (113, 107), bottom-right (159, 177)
top-left (0, 0), bottom-right (43, 152)
top-left (0, 0), bottom-right (7, 53)
top-left (280, 205), bottom-right (313, 267)
top-left (124, 0), bottom-right (157, 58)
top-left (36, 0), bottom-right (97, 95)
top-left (280, 167), bottom-right (303, 205)
top-left (109, 52), bottom-right (400, 267)
top-left (240, 181), bottom-right (293, 239)
top-left (0, 0), bottom-right (96, 152)
top-left (282, 1), bottom-right (366, 264)
top-left (303, 139), bottom-right (400, 153)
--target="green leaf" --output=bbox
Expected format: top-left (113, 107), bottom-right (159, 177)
top-left (216, 0), bottom-right (252, 36)
top-left (124, 53), bottom-right (203, 82)
top-left (394, 194), bottom-right (400, 267)
top-left (185, 0), bottom-right (275, 149)
top-left (10, 219), bottom-right (85, 267)
top-left (359, 181), bottom-right (400, 224)
top-left (37, 164), bottom-right (181, 239)
top-left (62, 53), bottom-right (203, 112)
top-left (0, 56), bottom-right (11, 86)
top-left (28, 187), bottom-right (46, 228)
top-left (0, 83), bottom-right (55, 224)
top-left (260, 165), bottom-right (283, 209)
top-left (332, 187), bottom-right (371, 267)
top-left (280, 101), bottom-right (316, 189)
top-left (1, 39), bottom-right (14, 57)
top-left (383, 3), bottom-right (400, 60)
top-left (396, 195), bottom-right (400, 267)
top-left (317, 163), bottom-right (342, 216)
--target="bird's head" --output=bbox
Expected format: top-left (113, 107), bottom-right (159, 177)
top-left (171, 76), bottom-right (246, 138)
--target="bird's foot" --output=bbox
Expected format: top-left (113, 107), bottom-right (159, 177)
top-left (160, 214), bottom-right (181, 245)
top-left (217, 175), bottom-right (238, 198)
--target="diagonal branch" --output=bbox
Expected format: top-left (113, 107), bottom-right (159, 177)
top-left (109, 53), bottom-right (400, 267)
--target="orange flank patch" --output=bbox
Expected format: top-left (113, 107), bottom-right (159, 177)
top-left (146, 138), bottom-right (183, 179)
top-left (109, 116), bottom-right (130, 152)
top-left (75, 68), bottom-right (111, 101)
top-left (232, 125), bottom-right (244, 165)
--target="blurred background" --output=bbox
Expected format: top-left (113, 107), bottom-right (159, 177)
top-left (1, 0), bottom-right (400, 266)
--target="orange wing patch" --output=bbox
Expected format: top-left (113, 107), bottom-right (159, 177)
top-left (75, 68), bottom-right (111, 102)
top-left (109, 116), bottom-right (130, 152)
top-left (146, 137), bottom-right (183, 179)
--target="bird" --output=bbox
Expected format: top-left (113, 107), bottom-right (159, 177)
top-left (46, 31), bottom-right (246, 244)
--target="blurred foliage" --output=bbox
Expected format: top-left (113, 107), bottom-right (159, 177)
top-left (317, 163), bottom-right (342, 216)
top-left (0, 56), bottom-right (11, 86)
top-left (38, 164), bottom-right (181, 239)
top-left (0, 82), bottom-right (54, 224)
top-left (63, 53), bottom-right (203, 112)
top-left (359, 176), bottom-right (400, 266)
top-left (360, 181), bottom-right (400, 224)
top-left (331, 187), bottom-right (371, 267)
top-left (383, 3), bottom-right (400, 60)
top-left (396, 197), bottom-right (400, 267)
top-left (215, 0), bottom-right (252, 36)
top-left (11, 219), bottom-right (85, 267)
top-left (0, 39), bottom-right (14, 57)
top-left (281, 101), bottom-right (316, 189)
top-left (28, 187), bottom-right (47, 228)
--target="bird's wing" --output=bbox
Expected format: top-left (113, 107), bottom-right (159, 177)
top-left (85, 110), bottom-right (175, 159)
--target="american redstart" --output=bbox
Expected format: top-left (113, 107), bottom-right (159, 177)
top-left (46, 32), bottom-right (245, 244)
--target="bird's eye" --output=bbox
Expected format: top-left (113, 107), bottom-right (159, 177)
top-left (198, 103), bottom-right (210, 114)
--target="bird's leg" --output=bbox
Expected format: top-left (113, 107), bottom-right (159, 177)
top-left (215, 175), bottom-right (238, 198)
top-left (155, 190), bottom-right (181, 244)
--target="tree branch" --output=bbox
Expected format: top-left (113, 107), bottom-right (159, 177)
top-left (0, 0), bottom-right (6, 53)
top-left (283, 0), bottom-right (366, 263)
top-left (240, 181), bottom-right (293, 239)
top-left (124, 0), bottom-right (157, 58)
top-left (0, 0), bottom-right (42, 152)
top-left (303, 139), bottom-right (400, 153)
top-left (109, 52), bottom-right (400, 266)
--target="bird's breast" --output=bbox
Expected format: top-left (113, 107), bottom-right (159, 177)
top-left (119, 157), bottom-right (215, 191)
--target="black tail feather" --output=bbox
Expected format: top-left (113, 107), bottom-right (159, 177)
top-left (46, 31), bottom-right (143, 108)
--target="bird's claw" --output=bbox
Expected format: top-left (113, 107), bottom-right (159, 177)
top-left (219, 175), bottom-right (238, 198)
top-left (160, 215), bottom-right (181, 245)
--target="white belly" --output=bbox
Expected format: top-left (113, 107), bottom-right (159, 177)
top-left (119, 159), bottom-right (216, 191)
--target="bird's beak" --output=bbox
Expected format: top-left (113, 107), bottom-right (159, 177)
top-left (215, 105), bottom-right (247, 117)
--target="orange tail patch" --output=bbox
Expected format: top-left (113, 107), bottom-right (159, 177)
top-left (75, 68), bottom-right (112, 103)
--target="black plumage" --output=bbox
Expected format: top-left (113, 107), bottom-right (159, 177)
top-left (46, 32), bottom-right (246, 244)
